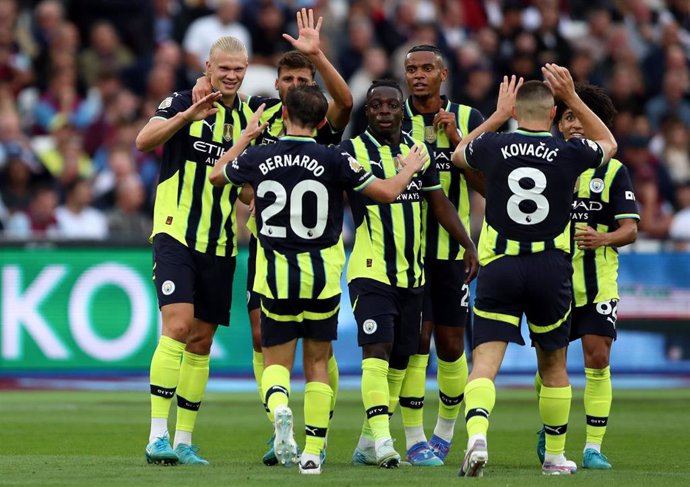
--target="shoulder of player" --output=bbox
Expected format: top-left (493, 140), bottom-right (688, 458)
top-left (156, 90), bottom-right (192, 111)
top-left (247, 95), bottom-right (281, 111)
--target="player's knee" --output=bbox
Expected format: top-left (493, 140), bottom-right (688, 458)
top-left (436, 340), bottom-right (463, 361)
top-left (185, 331), bottom-right (214, 355)
top-left (584, 348), bottom-right (610, 369)
top-left (362, 343), bottom-right (392, 362)
top-left (162, 320), bottom-right (192, 343)
top-left (417, 335), bottom-right (432, 354)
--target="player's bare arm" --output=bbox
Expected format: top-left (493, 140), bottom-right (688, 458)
top-left (574, 218), bottom-right (638, 251)
top-left (361, 144), bottom-right (428, 203)
top-left (452, 75), bottom-right (523, 169)
top-left (542, 63), bottom-right (617, 162)
top-left (209, 104), bottom-right (267, 186)
top-left (283, 8), bottom-right (353, 130)
top-left (136, 92), bottom-right (222, 152)
top-left (425, 189), bottom-right (479, 282)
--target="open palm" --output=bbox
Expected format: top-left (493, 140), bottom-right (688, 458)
top-left (283, 8), bottom-right (322, 56)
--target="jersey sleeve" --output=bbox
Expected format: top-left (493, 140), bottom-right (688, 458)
top-left (247, 95), bottom-right (278, 112)
top-left (610, 165), bottom-right (640, 221)
top-left (223, 148), bottom-right (254, 187)
top-left (420, 145), bottom-right (441, 191)
top-left (569, 137), bottom-right (606, 170)
top-left (335, 148), bottom-right (375, 192)
top-left (315, 119), bottom-right (344, 145)
top-left (464, 132), bottom-right (494, 171)
top-left (153, 91), bottom-right (191, 120)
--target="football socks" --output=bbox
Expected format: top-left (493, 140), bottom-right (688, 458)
top-left (539, 385), bottom-right (572, 456)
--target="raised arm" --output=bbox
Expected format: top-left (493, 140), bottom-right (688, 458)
top-left (452, 75), bottom-right (523, 170)
top-left (136, 92), bottom-right (221, 152)
top-left (542, 63), bottom-right (617, 163)
top-left (361, 145), bottom-right (428, 203)
top-left (283, 8), bottom-right (353, 130)
top-left (209, 104), bottom-right (267, 187)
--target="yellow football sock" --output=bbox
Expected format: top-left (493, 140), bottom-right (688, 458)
top-left (584, 367), bottom-right (611, 447)
top-left (399, 354), bottom-right (428, 428)
top-left (150, 335), bottom-right (185, 419)
top-left (539, 385), bottom-right (572, 456)
top-left (252, 350), bottom-right (272, 422)
top-left (387, 367), bottom-right (406, 416)
top-left (464, 378), bottom-right (495, 438)
top-left (262, 364), bottom-right (291, 419)
top-left (534, 371), bottom-right (543, 398)
top-left (328, 354), bottom-right (339, 426)
top-left (175, 351), bottom-right (210, 434)
top-left (437, 354), bottom-right (468, 420)
top-left (361, 358), bottom-right (391, 441)
top-left (304, 382), bottom-right (333, 456)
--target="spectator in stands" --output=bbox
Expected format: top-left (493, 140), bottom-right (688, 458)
top-left (92, 145), bottom-right (136, 209)
top-left (646, 69), bottom-right (690, 131)
top-left (658, 115), bottom-right (690, 188)
top-left (338, 15), bottom-right (374, 82)
top-left (0, 151), bottom-right (33, 213)
top-left (38, 120), bottom-right (93, 187)
top-left (33, 65), bottom-right (93, 133)
top-left (669, 180), bottom-right (690, 246)
top-left (55, 177), bottom-right (107, 239)
top-left (78, 20), bottom-right (135, 87)
top-left (249, 0), bottom-right (290, 66)
top-left (182, 0), bottom-right (251, 79)
top-left (4, 184), bottom-right (59, 238)
top-left (106, 174), bottom-right (152, 240)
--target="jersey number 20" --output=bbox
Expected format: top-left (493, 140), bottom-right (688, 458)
top-left (257, 179), bottom-right (329, 239)
top-left (507, 167), bottom-right (549, 225)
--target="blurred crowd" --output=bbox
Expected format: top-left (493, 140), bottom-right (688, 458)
top-left (1, 0), bottom-right (690, 246)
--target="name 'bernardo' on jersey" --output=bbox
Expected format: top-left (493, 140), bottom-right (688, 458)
top-left (193, 140), bottom-right (226, 166)
top-left (258, 153), bottom-right (325, 177)
top-left (501, 141), bottom-right (559, 162)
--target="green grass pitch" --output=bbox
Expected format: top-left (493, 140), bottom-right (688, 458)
top-left (2, 387), bottom-right (689, 486)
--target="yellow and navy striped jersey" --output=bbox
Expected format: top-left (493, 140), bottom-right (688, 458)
top-left (402, 96), bottom-right (483, 260)
top-left (149, 90), bottom-right (255, 256)
top-left (571, 159), bottom-right (639, 306)
top-left (224, 135), bottom-right (374, 300)
top-left (465, 129), bottom-right (606, 265)
top-left (340, 131), bottom-right (441, 288)
top-left (247, 96), bottom-right (344, 146)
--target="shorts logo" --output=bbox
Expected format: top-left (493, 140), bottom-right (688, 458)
top-left (362, 319), bottom-right (377, 335)
top-left (366, 259), bottom-right (372, 268)
top-left (589, 178), bottom-right (604, 193)
top-left (166, 216), bottom-right (173, 225)
top-left (246, 290), bottom-right (251, 304)
top-left (161, 280), bottom-right (175, 296)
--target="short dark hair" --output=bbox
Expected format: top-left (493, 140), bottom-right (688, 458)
top-left (366, 79), bottom-right (403, 100)
top-left (555, 83), bottom-right (616, 128)
top-left (284, 85), bottom-right (327, 128)
top-left (515, 80), bottom-right (554, 120)
top-left (407, 44), bottom-right (445, 66)
top-left (276, 50), bottom-right (316, 79)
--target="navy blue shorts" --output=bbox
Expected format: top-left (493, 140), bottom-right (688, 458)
top-left (260, 295), bottom-right (340, 347)
top-left (472, 250), bottom-right (572, 352)
top-left (570, 300), bottom-right (618, 341)
top-left (422, 258), bottom-right (471, 327)
top-left (348, 278), bottom-right (424, 357)
top-left (152, 233), bottom-right (235, 326)
top-left (246, 235), bottom-right (261, 312)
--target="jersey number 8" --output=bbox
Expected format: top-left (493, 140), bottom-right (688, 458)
top-left (507, 167), bottom-right (549, 225)
top-left (257, 179), bottom-right (329, 240)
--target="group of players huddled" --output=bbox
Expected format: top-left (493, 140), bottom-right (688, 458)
top-left (136, 8), bottom-right (639, 477)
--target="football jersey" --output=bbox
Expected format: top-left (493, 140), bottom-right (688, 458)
top-left (465, 129), bottom-right (605, 265)
top-left (571, 159), bottom-right (639, 306)
top-left (149, 90), bottom-right (255, 256)
top-left (340, 131), bottom-right (440, 288)
top-left (247, 96), bottom-right (344, 146)
top-left (224, 135), bottom-right (374, 300)
top-left (402, 96), bottom-right (484, 260)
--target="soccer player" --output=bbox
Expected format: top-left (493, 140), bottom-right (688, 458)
top-left (535, 83), bottom-right (639, 470)
top-left (342, 80), bottom-right (479, 468)
top-left (194, 9), bottom-right (351, 465)
top-left (398, 44), bottom-right (485, 465)
top-left (210, 84), bottom-right (429, 474)
top-left (451, 66), bottom-right (618, 477)
top-left (136, 36), bottom-right (256, 465)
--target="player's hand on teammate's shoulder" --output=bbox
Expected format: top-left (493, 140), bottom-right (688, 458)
top-left (541, 63), bottom-right (576, 103)
top-left (463, 243), bottom-right (479, 283)
top-left (495, 74), bottom-right (524, 122)
top-left (192, 75), bottom-right (213, 104)
top-left (397, 144), bottom-right (428, 174)
top-left (283, 8), bottom-right (322, 57)
top-left (241, 103), bottom-right (269, 141)
top-left (183, 91), bottom-right (222, 122)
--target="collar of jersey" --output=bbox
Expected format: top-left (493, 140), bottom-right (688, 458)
top-left (215, 94), bottom-right (242, 110)
top-left (280, 135), bottom-right (316, 143)
top-left (364, 129), bottom-right (402, 148)
top-left (404, 95), bottom-right (450, 117)
top-left (515, 128), bottom-right (553, 137)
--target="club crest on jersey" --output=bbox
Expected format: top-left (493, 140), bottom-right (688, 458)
top-left (589, 178), bottom-right (605, 193)
top-left (223, 123), bottom-right (233, 142)
top-left (424, 126), bottom-right (437, 143)
top-left (158, 97), bottom-right (172, 110)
